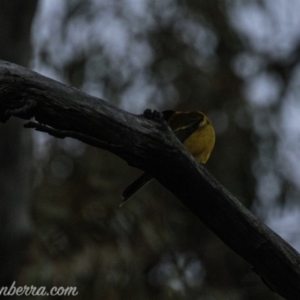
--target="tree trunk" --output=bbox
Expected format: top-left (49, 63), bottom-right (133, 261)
top-left (0, 0), bottom-right (37, 291)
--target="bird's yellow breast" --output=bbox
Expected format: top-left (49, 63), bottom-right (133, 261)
top-left (183, 122), bottom-right (215, 164)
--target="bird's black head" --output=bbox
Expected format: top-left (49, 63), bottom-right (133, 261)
top-left (162, 110), bottom-right (175, 122)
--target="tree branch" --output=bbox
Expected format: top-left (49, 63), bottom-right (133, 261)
top-left (0, 60), bottom-right (299, 300)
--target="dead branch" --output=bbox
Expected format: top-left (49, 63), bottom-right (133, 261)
top-left (0, 60), bottom-right (299, 300)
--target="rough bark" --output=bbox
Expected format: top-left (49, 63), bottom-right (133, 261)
top-left (0, 60), bottom-right (299, 300)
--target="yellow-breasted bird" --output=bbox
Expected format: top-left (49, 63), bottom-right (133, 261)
top-left (121, 110), bottom-right (215, 204)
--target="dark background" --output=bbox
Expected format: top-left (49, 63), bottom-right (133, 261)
top-left (1, 1), bottom-right (300, 299)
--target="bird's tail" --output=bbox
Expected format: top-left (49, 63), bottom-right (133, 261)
top-left (121, 173), bottom-right (153, 206)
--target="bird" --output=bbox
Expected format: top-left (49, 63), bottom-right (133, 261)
top-left (121, 110), bottom-right (215, 205)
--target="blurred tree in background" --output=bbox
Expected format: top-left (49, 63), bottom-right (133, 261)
top-left (4, 0), bottom-right (299, 299)
top-left (0, 0), bottom-right (37, 293)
